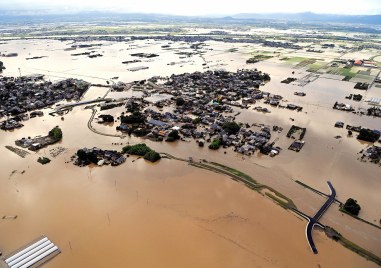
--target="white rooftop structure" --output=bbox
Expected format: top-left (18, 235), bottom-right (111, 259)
top-left (368, 98), bottom-right (381, 105)
top-left (2, 236), bottom-right (60, 268)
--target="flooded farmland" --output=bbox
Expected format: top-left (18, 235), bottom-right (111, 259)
top-left (1, 37), bottom-right (381, 267)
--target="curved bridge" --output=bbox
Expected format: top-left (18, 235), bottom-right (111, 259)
top-left (292, 181), bottom-right (336, 254)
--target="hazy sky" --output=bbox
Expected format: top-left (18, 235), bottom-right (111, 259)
top-left (1, 0), bottom-right (381, 15)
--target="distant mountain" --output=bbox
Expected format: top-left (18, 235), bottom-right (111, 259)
top-left (233, 12), bottom-right (381, 25)
top-left (0, 10), bottom-right (380, 26)
top-left (0, 11), bottom-right (189, 24)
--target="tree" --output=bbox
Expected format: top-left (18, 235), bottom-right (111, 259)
top-left (76, 149), bottom-right (97, 163)
top-left (48, 126), bottom-right (63, 141)
top-left (120, 112), bottom-right (146, 124)
top-left (0, 61), bottom-right (5, 72)
top-left (126, 101), bottom-right (141, 113)
top-left (133, 128), bottom-right (150, 137)
top-left (343, 198), bottom-right (361, 216)
top-left (176, 97), bottom-right (185, 106)
top-left (86, 151), bottom-right (98, 164)
top-left (166, 130), bottom-right (180, 142)
top-left (223, 121), bottom-right (240, 135)
top-left (122, 143), bottom-right (152, 156)
top-left (357, 128), bottom-right (380, 143)
top-left (208, 138), bottom-right (221, 150)
top-left (192, 117), bottom-right (201, 125)
top-left (144, 150), bottom-right (161, 162)
top-left (37, 157), bottom-right (51, 165)
top-left (77, 149), bottom-right (87, 160)
top-left (99, 114), bottom-right (114, 122)
top-left (262, 73), bottom-right (271, 81)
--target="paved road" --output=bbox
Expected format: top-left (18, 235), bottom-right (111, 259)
top-left (305, 181), bottom-right (336, 254)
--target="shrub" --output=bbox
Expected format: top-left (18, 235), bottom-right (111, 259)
top-left (37, 157), bottom-right (51, 165)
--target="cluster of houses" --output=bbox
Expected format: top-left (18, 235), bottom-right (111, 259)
top-left (0, 111), bottom-right (44, 130)
top-left (345, 94), bottom-right (363, 101)
top-left (367, 107), bottom-right (381, 117)
top-left (15, 134), bottom-right (58, 151)
top-left (0, 75), bottom-right (90, 130)
top-left (361, 146), bottom-right (381, 164)
top-left (0, 119), bottom-right (24, 130)
top-left (349, 59), bottom-right (378, 68)
top-left (112, 69), bottom-right (288, 156)
top-left (74, 147), bottom-right (126, 167)
top-left (333, 101), bottom-right (354, 112)
top-left (129, 35), bottom-right (302, 50)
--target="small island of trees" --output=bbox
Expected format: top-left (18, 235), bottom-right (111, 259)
top-left (122, 143), bottom-right (161, 163)
top-left (343, 198), bottom-right (361, 216)
top-left (37, 157), bottom-right (51, 165)
top-left (48, 126), bottom-right (63, 141)
top-left (120, 111), bottom-right (146, 124)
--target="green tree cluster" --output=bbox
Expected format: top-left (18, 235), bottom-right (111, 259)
top-left (133, 128), bottom-right (150, 137)
top-left (121, 112), bottom-right (146, 124)
top-left (122, 143), bottom-right (161, 162)
top-left (357, 128), bottom-right (380, 143)
top-left (223, 121), bottom-right (240, 135)
top-left (208, 138), bottom-right (221, 150)
top-left (37, 157), bottom-right (51, 165)
top-left (166, 130), bottom-right (180, 142)
top-left (122, 143), bottom-right (152, 156)
top-left (48, 126), bottom-right (63, 141)
top-left (343, 198), bottom-right (361, 216)
top-left (262, 73), bottom-right (271, 81)
top-left (144, 150), bottom-right (161, 162)
top-left (77, 149), bottom-right (98, 164)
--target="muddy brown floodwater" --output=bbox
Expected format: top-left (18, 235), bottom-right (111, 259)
top-left (0, 39), bottom-right (381, 267)
top-left (0, 152), bottom-right (378, 268)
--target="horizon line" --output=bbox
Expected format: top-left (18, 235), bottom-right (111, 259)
top-left (0, 10), bottom-right (380, 17)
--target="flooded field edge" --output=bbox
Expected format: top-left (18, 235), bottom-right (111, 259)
top-left (162, 152), bottom-right (381, 266)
